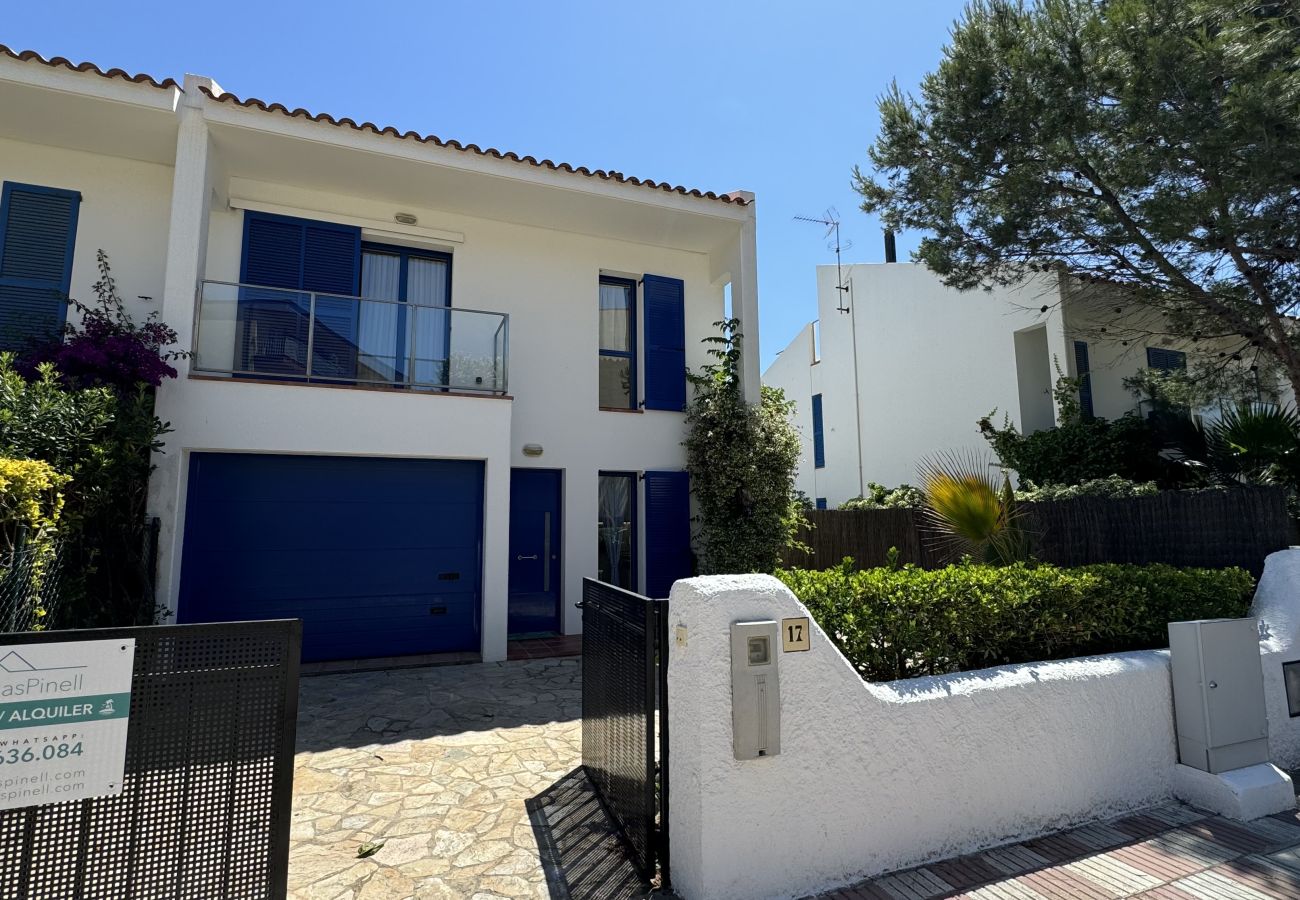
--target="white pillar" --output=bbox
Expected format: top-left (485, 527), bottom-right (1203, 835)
top-left (148, 75), bottom-right (218, 620)
top-left (728, 192), bottom-right (761, 404)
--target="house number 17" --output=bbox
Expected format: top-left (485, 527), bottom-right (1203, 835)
top-left (781, 617), bottom-right (811, 652)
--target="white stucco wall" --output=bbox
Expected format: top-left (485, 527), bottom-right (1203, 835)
top-left (168, 181), bottom-right (724, 651)
top-left (668, 575), bottom-right (1179, 900)
top-left (762, 321), bottom-right (819, 502)
top-left (1058, 285), bottom-right (1293, 421)
top-left (0, 135), bottom-right (174, 325)
top-left (2, 58), bottom-right (758, 663)
top-left (764, 264), bottom-right (1066, 505)
top-left (1251, 549), bottom-right (1300, 771)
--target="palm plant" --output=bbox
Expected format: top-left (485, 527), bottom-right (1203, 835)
top-left (1203, 403), bottom-right (1300, 488)
top-left (917, 450), bottom-right (1031, 565)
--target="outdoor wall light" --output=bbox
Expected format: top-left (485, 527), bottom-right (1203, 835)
top-left (522, 444), bottom-right (544, 458)
top-left (394, 212), bottom-right (418, 226)
top-left (1284, 660), bottom-right (1300, 718)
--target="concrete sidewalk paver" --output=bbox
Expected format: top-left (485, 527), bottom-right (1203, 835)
top-left (815, 805), bottom-right (1300, 900)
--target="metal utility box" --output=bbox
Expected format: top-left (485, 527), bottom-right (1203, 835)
top-left (730, 620), bottom-right (781, 760)
top-left (1168, 618), bottom-right (1269, 774)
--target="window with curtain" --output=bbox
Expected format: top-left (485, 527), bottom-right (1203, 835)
top-left (358, 244), bottom-right (451, 386)
top-left (599, 276), bottom-right (636, 408)
top-left (598, 472), bottom-right (636, 589)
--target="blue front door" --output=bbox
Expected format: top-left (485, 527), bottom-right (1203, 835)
top-left (177, 453), bottom-right (484, 662)
top-left (508, 469), bottom-right (562, 635)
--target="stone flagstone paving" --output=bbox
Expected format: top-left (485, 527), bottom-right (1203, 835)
top-left (289, 657), bottom-right (582, 899)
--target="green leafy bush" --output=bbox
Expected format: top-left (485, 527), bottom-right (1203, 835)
top-left (840, 483), bottom-right (926, 510)
top-left (0, 457), bottom-right (70, 628)
top-left (686, 319), bottom-right (804, 574)
top-left (776, 559), bottom-right (1254, 682)
top-left (979, 411), bottom-right (1175, 486)
top-left (1016, 477), bottom-right (1160, 502)
top-left (0, 357), bottom-right (169, 626)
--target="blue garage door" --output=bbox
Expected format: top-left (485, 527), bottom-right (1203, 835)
top-left (177, 453), bottom-right (483, 662)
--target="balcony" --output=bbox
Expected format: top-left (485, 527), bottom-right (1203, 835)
top-left (193, 280), bottom-right (508, 394)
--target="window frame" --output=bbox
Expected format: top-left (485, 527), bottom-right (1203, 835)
top-left (360, 242), bottom-right (454, 385)
top-left (597, 470), bottom-right (639, 591)
top-left (598, 275), bottom-right (638, 410)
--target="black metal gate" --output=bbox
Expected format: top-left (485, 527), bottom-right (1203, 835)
top-left (0, 620), bottom-right (301, 899)
top-left (580, 578), bottom-right (670, 888)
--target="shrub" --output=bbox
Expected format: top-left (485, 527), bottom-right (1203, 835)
top-left (979, 411), bottom-right (1175, 486)
top-left (840, 483), bottom-right (925, 510)
top-left (1016, 477), bottom-right (1160, 502)
top-left (20, 251), bottom-right (183, 391)
top-left (776, 559), bottom-right (1254, 682)
top-left (686, 319), bottom-right (805, 574)
top-left (0, 357), bottom-right (169, 626)
top-left (0, 457), bottom-right (70, 628)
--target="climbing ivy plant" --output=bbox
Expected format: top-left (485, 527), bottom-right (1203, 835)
top-left (684, 319), bottom-right (805, 574)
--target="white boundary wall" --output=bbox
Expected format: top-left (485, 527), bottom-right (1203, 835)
top-left (1253, 549), bottom-right (1300, 770)
top-left (668, 574), bottom-right (1180, 900)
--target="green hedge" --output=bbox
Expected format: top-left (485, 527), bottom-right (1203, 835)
top-left (775, 560), bottom-right (1255, 682)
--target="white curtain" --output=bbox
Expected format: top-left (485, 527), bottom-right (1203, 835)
top-left (407, 257), bottom-right (450, 386)
top-left (598, 475), bottom-right (632, 587)
top-left (599, 282), bottom-right (631, 351)
top-left (359, 252), bottom-right (401, 382)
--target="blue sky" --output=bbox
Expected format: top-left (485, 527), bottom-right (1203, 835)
top-left (5, 0), bottom-right (965, 369)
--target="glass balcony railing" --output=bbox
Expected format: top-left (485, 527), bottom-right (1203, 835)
top-left (193, 280), bottom-right (509, 394)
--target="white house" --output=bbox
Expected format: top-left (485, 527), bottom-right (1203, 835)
top-left (764, 257), bottom-right (1247, 508)
top-left (0, 46), bottom-right (761, 663)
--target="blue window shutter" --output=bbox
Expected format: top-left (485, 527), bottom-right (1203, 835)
top-left (815, 497), bottom-right (828, 510)
top-left (1146, 347), bottom-right (1187, 372)
top-left (303, 223), bottom-right (361, 380)
top-left (240, 215), bottom-right (304, 289)
top-left (812, 393), bottom-right (826, 469)
top-left (642, 275), bottom-right (686, 411)
top-left (1073, 340), bottom-right (1094, 420)
top-left (239, 212), bottom-right (360, 377)
top-left (0, 182), bottom-right (81, 350)
top-left (644, 470), bottom-right (691, 599)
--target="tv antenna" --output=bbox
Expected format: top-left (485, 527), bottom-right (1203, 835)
top-left (795, 208), bottom-right (852, 314)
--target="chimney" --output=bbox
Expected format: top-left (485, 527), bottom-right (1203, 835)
top-left (884, 230), bottom-right (897, 263)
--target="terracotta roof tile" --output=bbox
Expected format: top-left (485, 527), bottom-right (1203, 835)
top-left (0, 43), bottom-right (179, 91)
top-left (197, 85), bottom-right (748, 206)
top-left (0, 43), bottom-right (746, 207)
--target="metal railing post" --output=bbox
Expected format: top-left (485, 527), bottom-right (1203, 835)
top-left (305, 291), bottom-right (316, 379)
top-left (500, 314), bottom-right (510, 393)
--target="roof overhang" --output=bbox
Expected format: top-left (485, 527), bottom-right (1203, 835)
top-left (200, 92), bottom-right (751, 256)
top-left (0, 53), bottom-right (180, 166)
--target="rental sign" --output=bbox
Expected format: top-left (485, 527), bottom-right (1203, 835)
top-left (0, 639), bottom-right (134, 811)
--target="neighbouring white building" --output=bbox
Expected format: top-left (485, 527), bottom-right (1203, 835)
top-left (764, 256), bottom-right (1247, 508)
top-left (0, 46), bottom-right (761, 663)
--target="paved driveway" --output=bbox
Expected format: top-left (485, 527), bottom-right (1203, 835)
top-left (289, 658), bottom-right (582, 899)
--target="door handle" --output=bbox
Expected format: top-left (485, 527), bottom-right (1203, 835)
top-left (543, 511), bottom-right (551, 593)
top-left (517, 554), bottom-right (539, 561)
